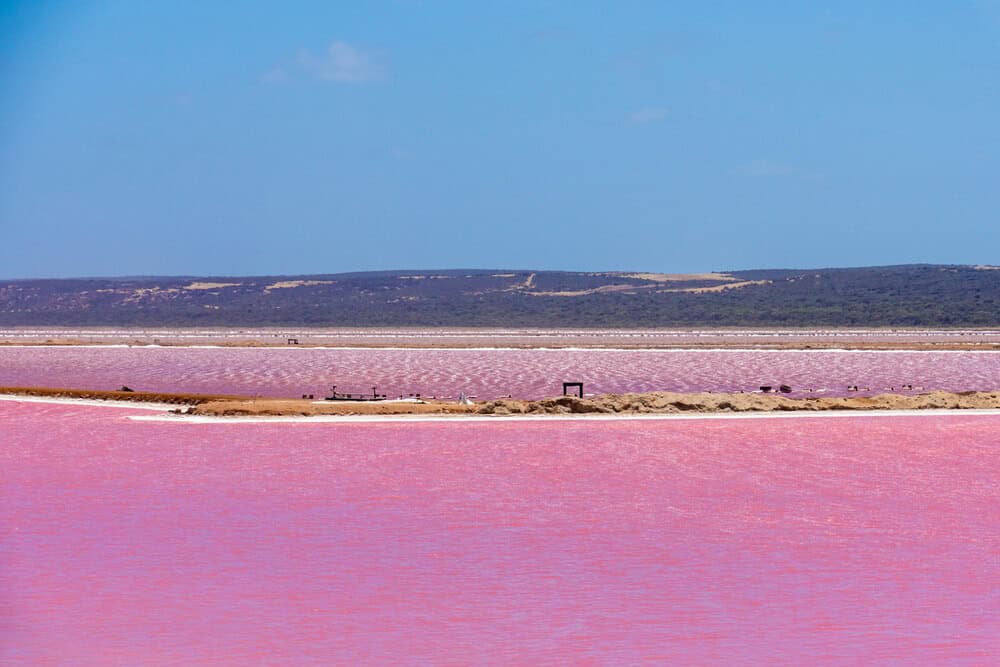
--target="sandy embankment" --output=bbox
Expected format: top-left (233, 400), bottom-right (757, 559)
top-left (477, 391), bottom-right (1000, 415)
top-left (0, 386), bottom-right (478, 416)
top-left (4, 327), bottom-right (1000, 351)
top-left (4, 385), bottom-right (1000, 417)
top-left (4, 338), bottom-right (1000, 351)
top-left (0, 386), bottom-right (245, 405)
top-left (189, 399), bottom-right (478, 417)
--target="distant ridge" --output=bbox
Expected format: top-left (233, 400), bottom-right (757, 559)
top-left (2, 265), bottom-right (998, 327)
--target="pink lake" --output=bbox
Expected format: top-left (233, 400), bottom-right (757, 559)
top-left (2, 400), bottom-right (998, 663)
top-left (2, 346), bottom-right (1000, 398)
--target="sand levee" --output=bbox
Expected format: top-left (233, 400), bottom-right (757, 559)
top-left (0, 385), bottom-right (245, 405)
top-left (477, 390), bottom-right (1000, 414)
top-left (5, 385), bottom-right (1000, 417)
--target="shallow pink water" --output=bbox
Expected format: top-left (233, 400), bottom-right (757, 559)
top-left (2, 401), bottom-right (997, 663)
top-left (2, 346), bottom-right (1000, 398)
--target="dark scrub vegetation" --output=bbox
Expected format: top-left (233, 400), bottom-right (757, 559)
top-left (2, 265), bottom-right (998, 327)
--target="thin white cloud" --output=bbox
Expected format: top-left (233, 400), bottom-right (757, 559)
top-left (629, 106), bottom-right (669, 124)
top-left (259, 66), bottom-right (288, 85)
top-left (298, 41), bottom-right (384, 83)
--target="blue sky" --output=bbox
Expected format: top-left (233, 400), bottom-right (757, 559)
top-left (2, 1), bottom-right (999, 278)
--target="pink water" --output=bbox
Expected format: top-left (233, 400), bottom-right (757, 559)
top-left (3, 346), bottom-right (1000, 398)
top-left (2, 401), bottom-right (997, 663)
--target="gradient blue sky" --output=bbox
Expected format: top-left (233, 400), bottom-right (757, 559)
top-left (2, 1), bottom-right (999, 278)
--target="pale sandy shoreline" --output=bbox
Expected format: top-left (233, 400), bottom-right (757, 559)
top-left (5, 342), bottom-right (999, 351)
top-left (0, 394), bottom-right (177, 411)
top-left (3, 327), bottom-right (1000, 351)
top-left (5, 393), bottom-right (1000, 423)
top-left (4, 343), bottom-right (1000, 354)
top-left (131, 409), bottom-right (1000, 424)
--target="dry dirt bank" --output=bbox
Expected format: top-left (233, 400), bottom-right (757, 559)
top-left (187, 399), bottom-right (478, 417)
top-left (477, 391), bottom-right (1000, 415)
top-left (0, 386), bottom-right (476, 416)
top-left (5, 386), bottom-right (1000, 417)
top-left (4, 339), bottom-right (1000, 351)
top-left (0, 386), bottom-right (246, 405)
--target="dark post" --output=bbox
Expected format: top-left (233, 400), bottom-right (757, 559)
top-left (563, 382), bottom-right (584, 398)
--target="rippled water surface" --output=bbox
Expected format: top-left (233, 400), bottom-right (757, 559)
top-left (3, 346), bottom-right (1000, 398)
top-left (2, 401), bottom-right (998, 663)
